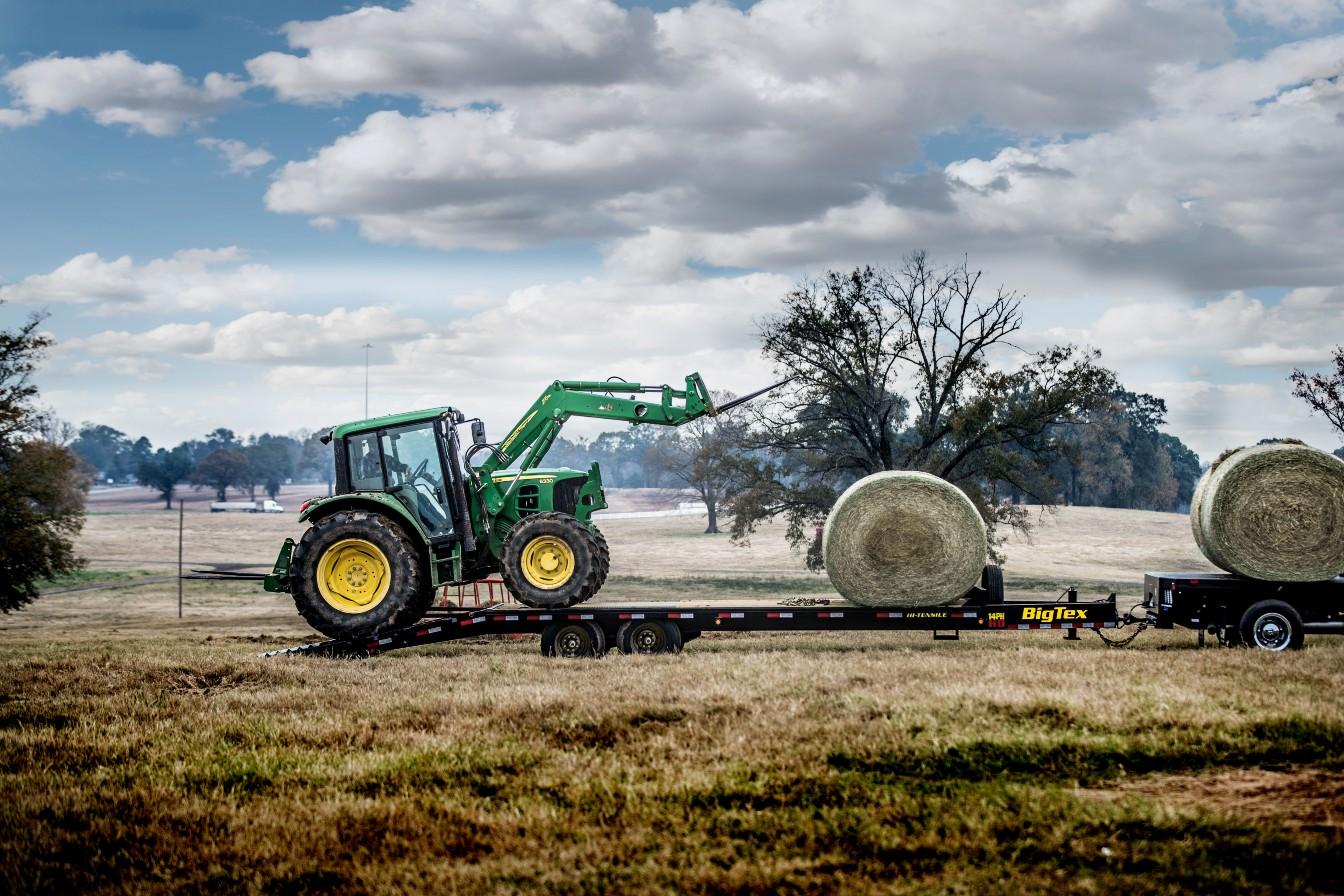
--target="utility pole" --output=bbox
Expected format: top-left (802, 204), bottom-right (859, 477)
top-left (363, 342), bottom-right (373, 418)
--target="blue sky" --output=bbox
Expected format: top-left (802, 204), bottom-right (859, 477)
top-left (2, 0), bottom-right (1343, 459)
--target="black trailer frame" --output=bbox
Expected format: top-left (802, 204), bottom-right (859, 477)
top-left (1142, 571), bottom-right (1344, 650)
top-left (263, 575), bottom-right (1122, 659)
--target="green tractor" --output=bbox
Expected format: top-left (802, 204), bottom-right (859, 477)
top-left (265, 373), bottom-right (773, 639)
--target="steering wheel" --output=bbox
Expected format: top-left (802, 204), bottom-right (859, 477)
top-left (403, 462), bottom-right (440, 491)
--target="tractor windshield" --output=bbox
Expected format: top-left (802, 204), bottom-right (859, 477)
top-left (382, 423), bottom-right (453, 538)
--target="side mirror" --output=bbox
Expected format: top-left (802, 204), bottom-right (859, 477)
top-left (471, 420), bottom-right (487, 446)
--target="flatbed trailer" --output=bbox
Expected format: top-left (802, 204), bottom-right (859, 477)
top-left (263, 566), bottom-right (1128, 658)
top-left (1141, 571), bottom-right (1344, 650)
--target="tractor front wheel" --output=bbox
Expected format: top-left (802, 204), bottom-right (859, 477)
top-left (290, 510), bottom-right (428, 640)
top-left (501, 512), bottom-right (601, 609)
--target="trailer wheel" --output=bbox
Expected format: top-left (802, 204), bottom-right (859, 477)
top-left (981, 564), bottom-right (1004, 602)
top-left (1239, 600), bottom-right (1304, 651)
top-left (290, 510), bottom-right (425, 640)
top-left (541, 621), bottom-right (606, 658)
top-left (501, 512), bottom-right (600, 609)
top-left (616, 619), bottom-right (682, 655)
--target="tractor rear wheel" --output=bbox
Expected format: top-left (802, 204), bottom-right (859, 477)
top-left (501, 512), bottom-right (600, 609)
top-left (290, 510), bottom-right (426, 640)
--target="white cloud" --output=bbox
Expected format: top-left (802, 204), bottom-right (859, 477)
top-left (258, 0), bottom-right (1231, 252)
top-left (1234, 0), bottom-right (1344, 28)
top-left (246, 0), bottom-right (655, 105)
top-left (66, 307), bottom-right (430, 364)
top-left (197, 137), bottom-right (274, 174)
top-left (0, 51), bottom-right (246, 136)
top-left (68, 357), bottom-right (173, 382)
top-left (0, 248), bottom-right (285, 313)
top-left (260, 272), bottom-right (790, 435)
top-left (1049, 287), bottom-right (1344, 369)
top-left (65, 322), bottom-right (215, 355)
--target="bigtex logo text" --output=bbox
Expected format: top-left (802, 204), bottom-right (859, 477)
top-left (1021, 607), bottom-right (1089, 623)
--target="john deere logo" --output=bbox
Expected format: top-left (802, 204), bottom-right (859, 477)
top-left (1021, 607), bottom-right (1088, 623)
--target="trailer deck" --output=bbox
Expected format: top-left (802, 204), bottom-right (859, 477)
top-left (263, 590), bottom-right (1122, 658)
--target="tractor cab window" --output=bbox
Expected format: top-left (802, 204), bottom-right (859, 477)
top-left (380, 423), bottom-right (453, 538)
top-left (348, 433), bottom-right (384, 491)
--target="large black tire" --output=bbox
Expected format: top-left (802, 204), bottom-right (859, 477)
top-left (565, 525), bottom-right (610, 607)
top-left (290, 510), bottom-right (426, 640)
top-left (589, 526), bottom-right (610, 589)
top-left (500, 512), bottom-right (600, 609)
top-left (541, 621), bottom-right (606, 658)
top-left (981, 564), bottom-right (1004, 602)
top-left (1239, 600), bottom-right (1305, 651)
top-left (616, 619), bottom-right (682, 655)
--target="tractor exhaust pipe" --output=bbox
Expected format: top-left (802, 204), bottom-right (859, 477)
top-left (710, 377), bottom-right (792, 416)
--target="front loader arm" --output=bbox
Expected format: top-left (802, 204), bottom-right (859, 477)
top-left (473, 373), bottom-right (714, 515)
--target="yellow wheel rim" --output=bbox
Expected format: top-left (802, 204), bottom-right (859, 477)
top-left (520, 535), bottom-right (575, 590)
top-left (316, 538), bottom-right (391, 614)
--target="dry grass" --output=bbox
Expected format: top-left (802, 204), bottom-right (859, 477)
top-left (3, 504), bottom-right (1341, 893)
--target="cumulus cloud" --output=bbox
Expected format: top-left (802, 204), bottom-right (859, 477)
top-left (1036, 287), bottom-right (1344, 370)
top-left (258, 0), bottom-right (1230, 253)
top-left (197, 137), bottom-right (274, 174)
top-left (246, 0), bottom-right (657, 104)
top-left (0, 51), bottom-right (245, 135)
top-left (0, 248), bottom-right (285, 313)
top-left (1234, 0), bottom-right (1344, 28)
top-left (67, 307), bottom-right (430, 364)
top-left (629, 34), bottom-right (1344, 292)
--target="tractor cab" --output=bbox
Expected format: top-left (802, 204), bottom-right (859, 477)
top-left (345, 421), bottom-right (454, 539)
top-left (331, 409), bottom-right (466, 544)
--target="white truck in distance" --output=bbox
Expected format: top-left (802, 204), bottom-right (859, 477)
top-left (210, 500), bottom-right (284, 513)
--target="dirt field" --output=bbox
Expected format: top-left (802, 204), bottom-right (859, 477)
top-left (2, 500), bottom-right (1339, 893)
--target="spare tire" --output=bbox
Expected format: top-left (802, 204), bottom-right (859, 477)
top-left (1191, 442), bottom-right (1344, 581)
top-left (822, 471), bottom-right (988, 607)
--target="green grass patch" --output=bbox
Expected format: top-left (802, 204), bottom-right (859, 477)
top-left (35, 569), bottom-right (155, 590)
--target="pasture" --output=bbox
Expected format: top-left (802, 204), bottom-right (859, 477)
top-left (2, 491), bottom-right (1340, 893)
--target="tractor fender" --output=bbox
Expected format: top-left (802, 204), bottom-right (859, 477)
top-left (299, 493), bottom-right (428, 544)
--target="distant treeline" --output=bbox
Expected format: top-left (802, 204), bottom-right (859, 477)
top-left (70, 425), bottom-right (333, 508)
top-left (74, 386), bottom-right (1204, 513)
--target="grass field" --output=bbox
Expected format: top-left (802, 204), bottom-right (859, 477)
top-left (2, 497), bottom-right (1340, 894)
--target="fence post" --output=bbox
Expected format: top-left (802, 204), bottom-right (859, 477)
top-left (177, 497), bottom-right (184, 619)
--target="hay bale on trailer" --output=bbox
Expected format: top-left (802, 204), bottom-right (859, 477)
top-left (822, 471), bottom-right (988, 607)
top-left (1190, 441), bottom-right (1344, 582)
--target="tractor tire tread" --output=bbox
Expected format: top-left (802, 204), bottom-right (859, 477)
top-left (500, 512), bottom-right (601, 609)
top-left (290, 510), bottom-right (426, 640)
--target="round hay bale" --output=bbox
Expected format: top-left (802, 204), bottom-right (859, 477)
top-left (1191, 442), bottom-right (1344, 581)
top-left (822, 471), bottom-right (987, 607)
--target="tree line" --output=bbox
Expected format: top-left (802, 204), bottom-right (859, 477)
top-left (67, 425), bottom-right (335, 508)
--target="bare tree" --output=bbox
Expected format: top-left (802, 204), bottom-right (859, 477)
top-left (1291, 347), bottom-right (1344, 439)
top-left (731, 252), bottom-right (1117, 565)
top-left (647, 391), bottom-right (749, 534)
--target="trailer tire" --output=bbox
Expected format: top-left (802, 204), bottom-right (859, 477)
top-left (981, 564), bottom-right (1004, 602)
top-left (291, 510), bottom-right (426, 640)
top-left (1239, 600), bottom-right (1304, 651)
top-left (541, 621), bottom-right (606, 658)
top-left (616, 619), bottom-right (682, 655)
top-left (501, 512), bottom-right (600, 609)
